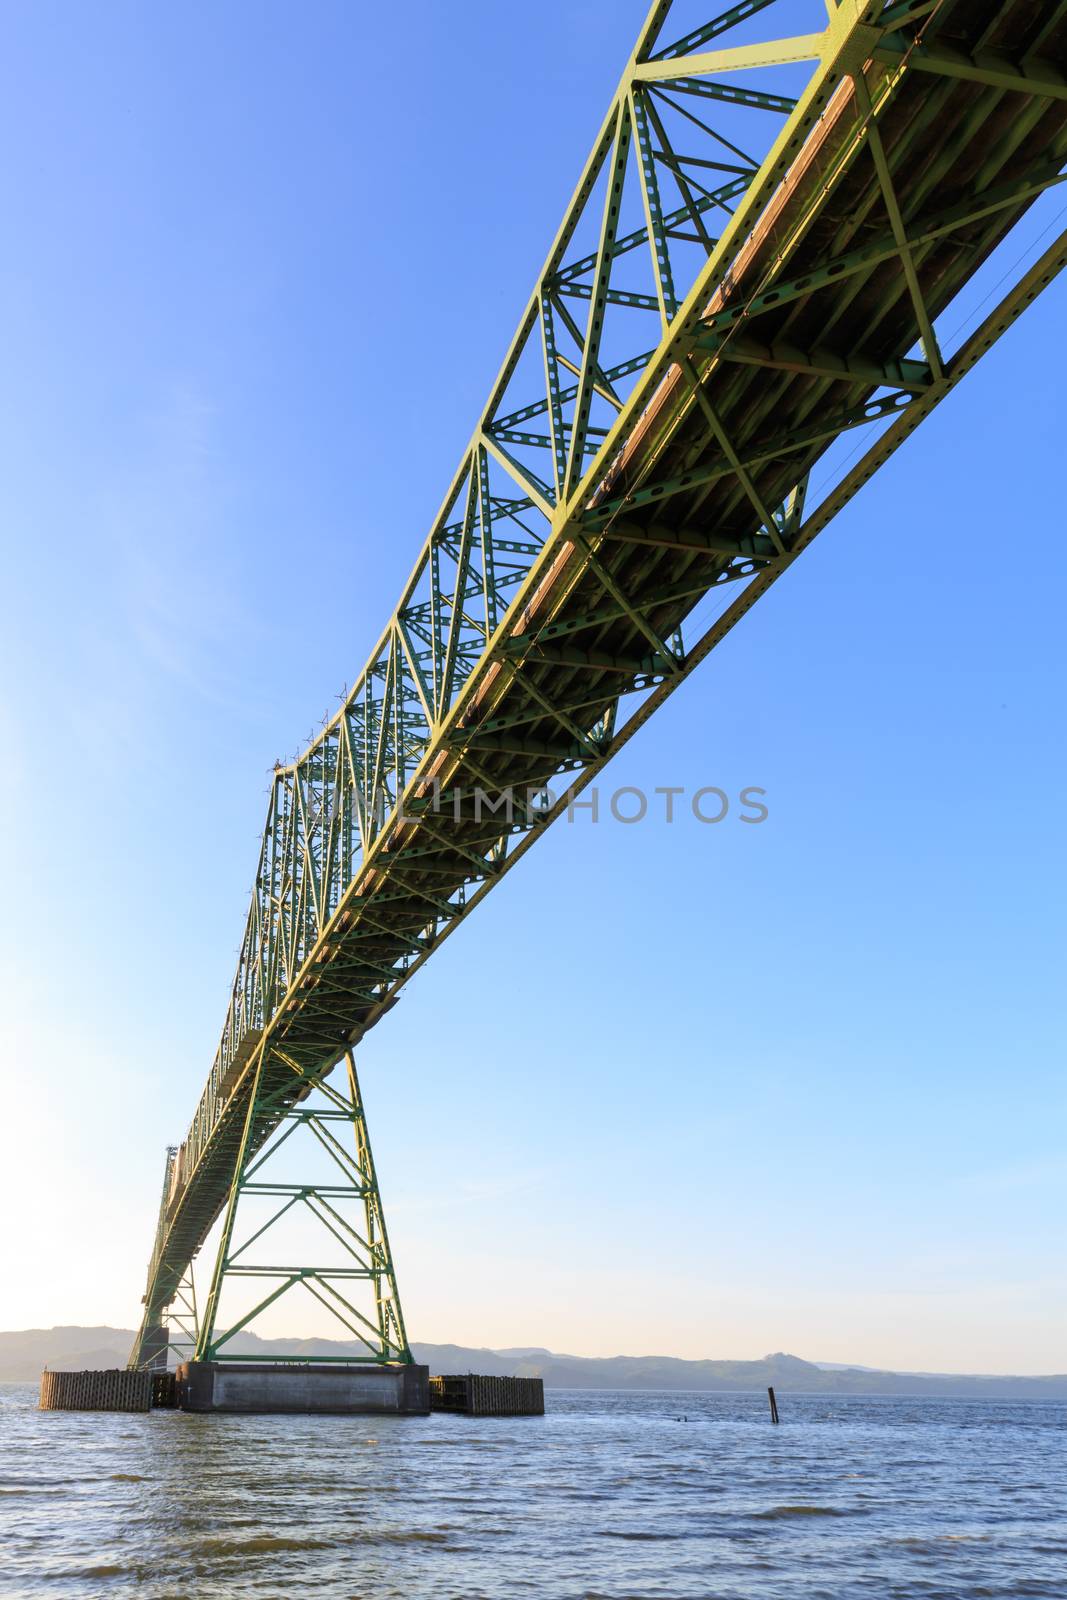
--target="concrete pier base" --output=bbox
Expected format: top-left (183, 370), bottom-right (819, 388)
top-left (176, 1360), bottom-right (430, 1415)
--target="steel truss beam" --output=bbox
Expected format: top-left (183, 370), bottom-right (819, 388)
top-left (132, 0), bottom-right (1067, 1358)
top-left (873, 37), bottom-right (1067, 101)
top-left (186, 1052), bottom-right (409, 1366)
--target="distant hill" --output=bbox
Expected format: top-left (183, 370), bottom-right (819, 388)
top-left (2, 1327), bottom-right (134, 1379)
top-left (6, 1326), bottom-right (1066, 1398)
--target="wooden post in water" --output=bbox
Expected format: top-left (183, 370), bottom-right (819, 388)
top-left (767, 1385), bottom-right (779, 1424)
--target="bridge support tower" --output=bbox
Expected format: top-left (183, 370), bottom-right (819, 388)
top-left (194, 1048), bottom-right (411, 1368)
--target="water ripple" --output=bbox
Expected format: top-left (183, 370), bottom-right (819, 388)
top-left (1, 1385), bottom-right (1065, 1599)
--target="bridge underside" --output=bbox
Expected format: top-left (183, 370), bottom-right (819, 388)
top-left (131, 0), bottom-right (1067, 1368)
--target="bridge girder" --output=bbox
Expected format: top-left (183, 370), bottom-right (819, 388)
top-left (131, 0), bottom-right (1067, 1367)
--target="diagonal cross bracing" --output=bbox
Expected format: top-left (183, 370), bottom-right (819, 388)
top-left (131, 0), bottom-right (1067, 1366)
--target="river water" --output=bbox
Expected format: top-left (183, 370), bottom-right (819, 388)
top-left (2, 1384), bottom-right (1064, 1598)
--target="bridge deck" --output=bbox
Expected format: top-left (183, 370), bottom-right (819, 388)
top-left (135, 0), bottom-right (1067, 1345)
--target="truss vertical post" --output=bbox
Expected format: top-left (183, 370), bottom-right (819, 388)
top-left (192, 1048), bottom-right (412, 1366)
top-left (194, 1049), bottom-right (270, 1361)
top-left (344, 1051), bottom-right (411, 1362)
top-left (167, 1264), bottom-right (200, 1366)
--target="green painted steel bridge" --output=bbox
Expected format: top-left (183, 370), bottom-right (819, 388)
top-left (129, 0), bottom-right (1067, 1371)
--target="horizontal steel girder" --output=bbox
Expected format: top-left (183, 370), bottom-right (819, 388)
top-left (134, 0), bottom-right (1067, 1329)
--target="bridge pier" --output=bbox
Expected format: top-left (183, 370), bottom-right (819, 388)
top-left (176, 1360), bottom-right (430, 1415)
top-left (137, 1323), bottom-right (170, 1371)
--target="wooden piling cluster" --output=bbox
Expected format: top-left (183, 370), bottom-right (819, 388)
top-left (429, 1373), bottom-right (544, 1416)
top-left (39, 1369), bottom-right (152, 1413)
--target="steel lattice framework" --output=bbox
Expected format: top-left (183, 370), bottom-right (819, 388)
top-left (130, 0), bottom-right (1067, 1369)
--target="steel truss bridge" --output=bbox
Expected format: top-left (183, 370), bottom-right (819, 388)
top-left (130, 0), bottom-right (1067, 1370)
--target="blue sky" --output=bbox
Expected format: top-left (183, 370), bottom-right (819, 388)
top-left (1, 1), bottom-right (1064, 1373)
